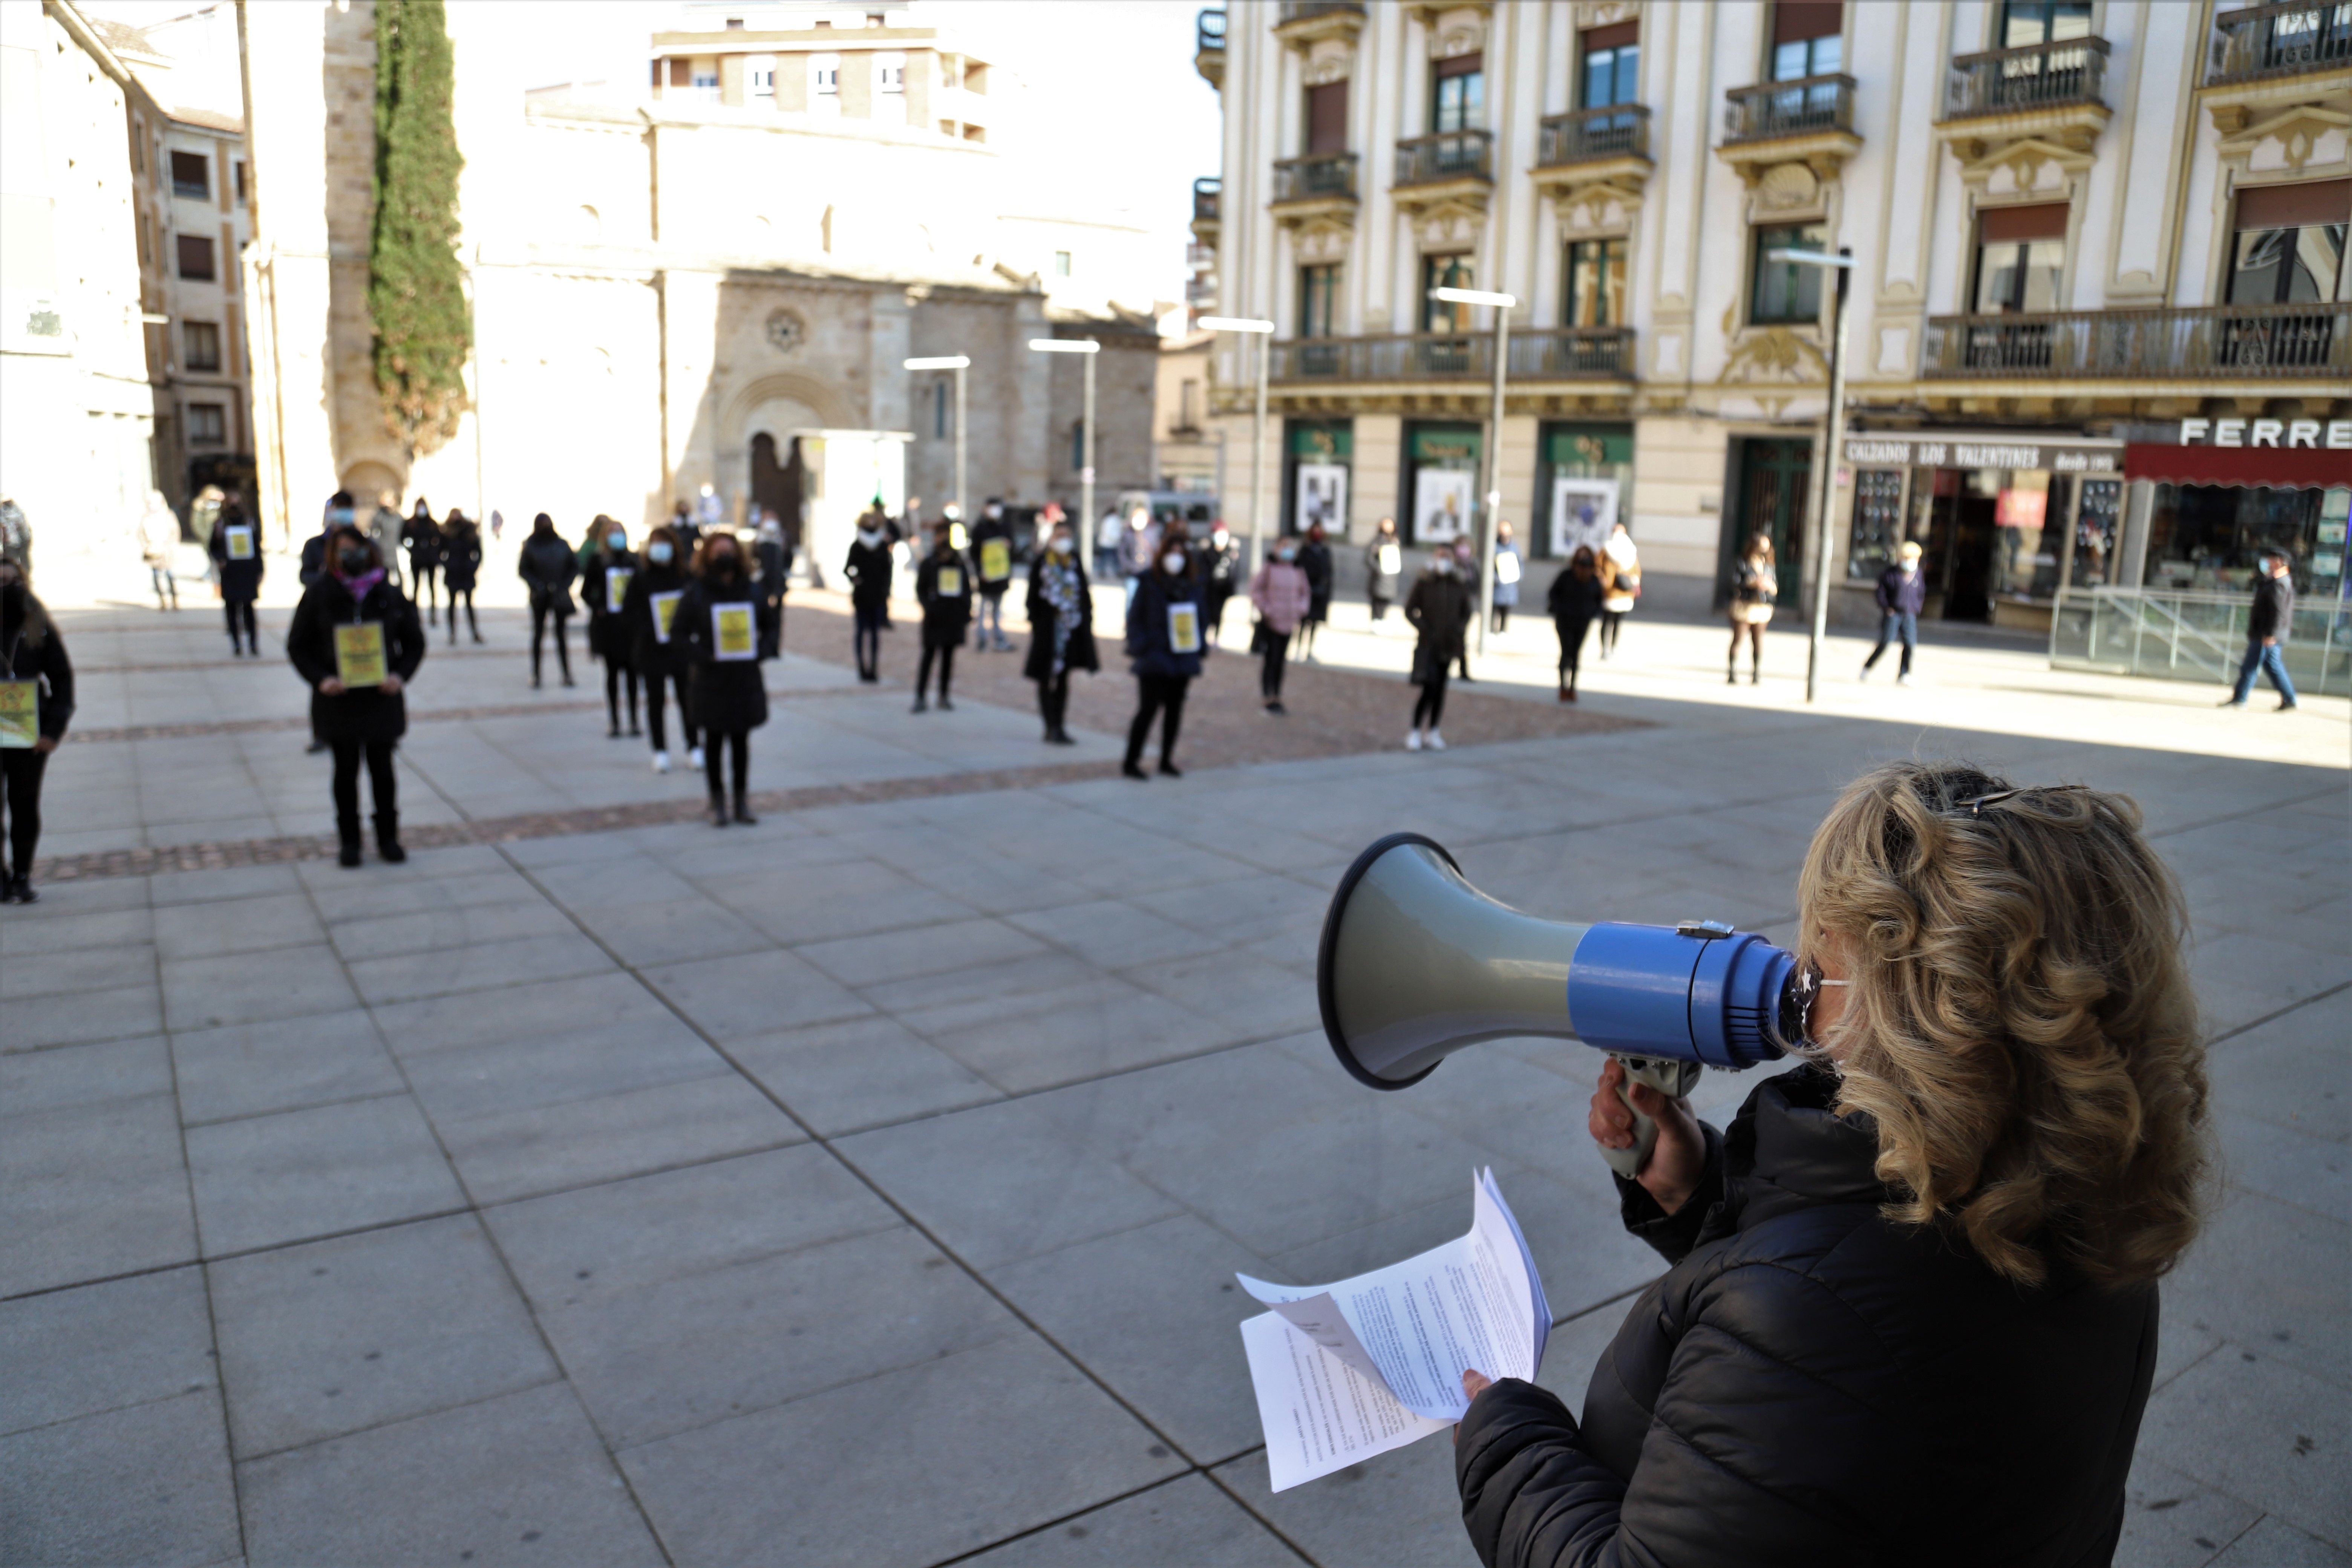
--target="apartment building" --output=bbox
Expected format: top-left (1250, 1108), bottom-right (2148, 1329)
top-left (1197, 0), bottom-right (2350, 646)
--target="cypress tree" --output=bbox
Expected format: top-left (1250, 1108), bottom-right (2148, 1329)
top-left (369, 0), bottom-right (470, 457)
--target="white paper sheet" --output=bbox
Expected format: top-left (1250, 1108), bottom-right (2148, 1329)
top-left (1237, 1171), bottom-right (1550, 1491)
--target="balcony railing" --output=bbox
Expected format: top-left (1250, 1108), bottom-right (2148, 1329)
top-left (1278, 1), bottom-right (1365, 20)
top-left (1271, 327), bottom-right (1635, 383)
top-left (1537, 104), bottom-right (1651, 165)
top-left (1944, 36), bottom-right (2110, 119)
top-left (2207, 0), bottom-right (2352, 86)
top-left (2053, 587), bottom-right (2351, 696)
top-left (1723, 74), bottom-right (1857, 144)
top-left (1193, 178), bottom-right (1221, 225)
top-left (1196, 8), bottom-right (1227, 51)
top-left (1272, 152), bottom-right (1358, 204)
top-left (1922, 302), bottom-right (2352, 378)
top-left (1395, 129), bottom-right (1493, 186)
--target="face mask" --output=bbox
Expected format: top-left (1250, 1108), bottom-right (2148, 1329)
top-left (1433, 558), bottom-right (1455, 575)
top-left (1050, 535), bottom-right (1073, 556)
top-left (709, 553), bottom-right (740, 577)
top-left (328, 509), bottom-right (354, 529)
top-left (1161, 553), bottom-right (1187, 574)
top-left (1277, 547), bottom-right (1296, 562)
top-left (859, 528), bottom-right (882, 546)
top-left (338, 547), bottom-right (371, 575)
top-left (607, 531), bottom-right (626, 550)
top-left (648, 542), bottom-right (673, 565)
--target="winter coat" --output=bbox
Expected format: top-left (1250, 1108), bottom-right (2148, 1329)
top-left (518, 533), bottom-right (579, 614)
top-left (1731, 557), bottom-right (1778, 610)
top-left (1248, 561), bottom-right (1314, 635)
top-left (915, 549), bottom-right (975, 649)
top-left (1125, 570), bottom-right (1204, 679)
top-left (1456, 1064), bottom-right (2158, 1568)
top-left (1600, 544), bottom-right (1640, 615)
top-left (582, 548), bottom-right (640, 663)
top-left (1492, 542), bottom-right (1522, 608)
top-left (439, 521), bottom-right (484, 592)
top-left (672, 576), bottom-right (775, 733)
top-left (1297, 539), bottom-right (1334, 621)
top-left (1116, 521), bottom-right (1161, 579)
top-left (1, 594), bottom-right (75, 741)
top-left (621, 560), bottom-right (694, 677)
top-left (1023, 554), bottom-right (1100, 681)
top-left (208, 514), bottom-right (265, 602)
top-left (1875, 564), bottom-right (1927, 617)
top-left (298, 530), bottom-right (329, 590)
top-left (1197, 534), bottom-right (1243, 602)
top-left (755, 533), bottom-right (792, 599)
top-left (1546, 567), bottom-right (1603, 631)
top-left (1404, 569), bottom-right (1474, 677)
top-left (844, 536), bottom-right (894, 611)
top-left (2248, 573), bottom-right (2295, 643)
top-left (969, 516), bottom-right (1016, 596)
top-left (1366, 536), bottom-right (1403, 600)
top-left (402, 514), bottom-right (443, 572)
top-left (286, 572), bottom-right (426, 747)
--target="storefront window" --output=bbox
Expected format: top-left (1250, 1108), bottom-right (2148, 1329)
top-left (1285, 420), bottom-right (1353, 536)
top-left (1404, 422), bottom-right (1481, 545)
top-left (1536, 424), bottom-right (1633, 560)
top-left (1992, 470), bottom-right (2061, 602)
top-left (1847, 469), bottom-right (1908, 579)
top-left (2144, 484), bottom-right (2338, 593)
top-left (2070, 479), bottom-right (2119, 590)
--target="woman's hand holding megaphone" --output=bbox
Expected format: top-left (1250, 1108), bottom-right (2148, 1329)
top-left (1591, 1058), bottom-right (1706, 1215)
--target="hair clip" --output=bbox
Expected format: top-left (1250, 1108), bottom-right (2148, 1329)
top-left (1957, 784), bottom-right (2089, 818)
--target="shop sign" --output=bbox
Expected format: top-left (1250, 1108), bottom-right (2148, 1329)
top-left (2174, 418), bottom-right (2352, 449)
top-left (1843, 433), bottom-right (2121, 474)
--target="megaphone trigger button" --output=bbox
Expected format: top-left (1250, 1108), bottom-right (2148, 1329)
top-left (1676, 919), bottom-right (1736, 940)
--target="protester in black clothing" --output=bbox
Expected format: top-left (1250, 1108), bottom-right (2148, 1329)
top-left (1122, 526), bottom-right (1204, 779)
top-left (297, 493), bottom-right (357, 754)
top-left (208, 498), bottom-right (265, 657)
top-left (753, 510), bottom-right (792, 650)
top-left (1194, 521), bottom-right (1242, 648)
top-left (621, 524), bottom-right (698, 773)
top-left (1025, 520), bottom-right (1095, 745)
top-left (844, 516), bottom-right (893, 682)
top-left (672, 532), bottom-right (775, 827)
top-left (1404, 545), bottom-right (1473, 751)
top-left (1728, 532), bottom-right (1777, 685)
top-left (963, 501), bottom-right (1010, 652)
top-left (582, 516), bottom-right (641, 737)
top-left (1365, 517), bottom-right (1402, 623)
top-left (0, 559), bottom-right (72, 903)
top-left (518, 513), bottom-right (579, 688)
top-left (1545, 545), bottom-right (1604, 703)
top-left (439, 509), bottom-right (484, 645)
top-left (402, 499), bottom-right (443, 626)
top-left (912, 521), bottom-right (972, 712)
top-left (1295, 523), bottom-right (1333, 661)
top-left (286, 525), bottom-right (425, 867)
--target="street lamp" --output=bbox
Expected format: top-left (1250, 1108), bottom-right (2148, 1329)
top-left (1199, 315), bottom-right (1274, 568)
top-left (1028, 337), bottom-right (1101, 539)
top-left (1431, 285), bottom-right (1516, 653)
top-left (903, 354), bottom-right (969, 520)
top-left (1764, 246), bottom-right (1855, 704)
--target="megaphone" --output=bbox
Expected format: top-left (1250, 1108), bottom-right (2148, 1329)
top-left (1316, 833), bottom-right (1810, 1177)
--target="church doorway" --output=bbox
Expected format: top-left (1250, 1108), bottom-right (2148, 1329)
top-left (750, 433), bottom-right (804, 547)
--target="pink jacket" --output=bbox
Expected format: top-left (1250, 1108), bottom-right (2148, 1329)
top-left (1250, 561), bottom-right (1313, 634)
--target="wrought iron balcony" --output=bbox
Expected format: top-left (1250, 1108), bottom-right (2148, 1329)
top-left (1271, 327), bottom-right (1635, 383)
top-left (1272, 152), bottom-right (1358, 205)
top-left (1193, 178), bottom-right (1222, 225)
top-left (1537, 105), bottom-right (1651, 166)
top-left (1395, 129), bottom-right (1493, 187)
top-left (1922, 303), bottom-right (2352, 379)
top-left (1194, 9), bottom-right (1226, 89)
top-left (2207, 0), bottom-right (2352, 87)
top-left (1944, 36), bottom-right (2110, 119)
top-left (1723, 74), bottom-right (1857, 144)
top-left (1278, 1), bottom-right (1365, 21)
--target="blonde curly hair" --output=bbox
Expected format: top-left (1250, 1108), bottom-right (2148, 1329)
top-left (1796, 762), bottom-right (2208, 1289)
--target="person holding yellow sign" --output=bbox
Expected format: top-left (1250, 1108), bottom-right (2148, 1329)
top-left (1121, 525), bottom-right (1204, 780)
top-left (208, 496), bottom-right (265, 657)
top-left (912, 521), bottom-right (974, 714)
top-left (968, 500), bottom-right (1016, 652)
top-left (621, 525), bottom-right (699, 775)
top-left (582, 517), bottom-right (642, 740)
top-left (286, 526), bottom-right (426, 868)
top-left (0, 559), bottom-right (74, 904)
top-left (672, 533), bottom-right (775, 827)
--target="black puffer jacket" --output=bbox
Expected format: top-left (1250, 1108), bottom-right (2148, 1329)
top-left (286, 573), bottom-right (426, 747)
top-left (673, 576), bottom-right (775, 733)
top-left (1457, 1065), bottom-right (2158, 1568)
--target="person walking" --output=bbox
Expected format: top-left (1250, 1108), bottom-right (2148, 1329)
top-left (439, 508), bottom-right (483, 645)
top-left (1094, 504), bottom-right (1123, 580)
top-left (844, 513), bottom-right (893, 683)
top-left (208, 497), bottom-right (265, 657)
top-left (402, 499), bottom-right (443, 627)
top-left (286, 525), bottom-right (424, 867)
top-left (140, 490), bottom-right (182, 611)
top-left (582, 516), bottom-right (641, 738)
top-left (672, 531), bottom-right (775, 827)
top-left (1490, 520), bottom-right (1522, 634)
top-left (1404, 543), bottom-right (1473, 751)
top-left (1248, 536), bottom-right (1312, 715)
top-left (1860, 539), bottom-right (1926, 686)
top-left (2222, 548), bottom-right (2299, 710)
top-left (1728, 532), bottom-right (1777, 685)
top-left (1025, 518), bottom-right (1096, 746)
top-left (911, 521), bottom-right (973, 712)
top-left (1598, 519), bottom-right (1640, 659)
top-left (0, 558), bottom-right (72, 903)
top-left (1122, 526), bottom-right (1203, 779)
top-left (1196, 519), bottom-right (1243, 648)
top-left (1546, 545), bottom-right (1605, 702)
top-left (968, 500), bottom-right (1016, 652)
top-left (622, 524), bottom-right (698, 774)
top-left (1365, 517), bottom-right (1402, 626)
top-left (519, 512), bottom-right (579, 688)
top-left (1293, 523), bottom-right (1334, 662)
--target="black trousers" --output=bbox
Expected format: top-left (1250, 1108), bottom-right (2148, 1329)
top-left (2, 748), bottom-right (48, 877)
top-left (1598, 611), bottom-right (1625, 654)
top-left (853, 602), bottom-right (885, 679)
top-left (531, 605), bottom-right (572, 680)
top-left (329, 740), bottom-right (397, 827)
top-left (917, 642), bottom-right (956, 700)
top-left (1259, 631), bottom-right (1290, 698)
top-left (447, 588), bottom-right (477, 642)
top-left (223, 597), bottom-right (257, 652)
top-left (1412, 671), bottom-right (1450, 730)
top-left (703, 728), bottom-right (751, 801)
top-left (412, 563), bottom-right (439, 617)
top-left (1036, 670), bottom-right (1071, 734)
top-left (605, 662), bottom-right (640, 730)
top-left (1125, 674), bottom-right (1189, 766)
top-left (1493, 605), bottom-right (1512, 633)
top-left (645, 669), bottom-right (697, 753)
top-left (1556, 616), bottom-right (1594, 680)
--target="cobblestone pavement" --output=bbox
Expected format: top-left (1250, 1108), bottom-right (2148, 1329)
top-left (1, 587), bottom-right (2344, 1568)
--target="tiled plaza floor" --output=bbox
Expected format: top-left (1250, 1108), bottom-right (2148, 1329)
top-left (1, 582), bottom-right (2344, 1567)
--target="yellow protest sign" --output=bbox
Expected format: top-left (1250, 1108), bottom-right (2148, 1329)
top-left (1168, 601), bottom-right (1201, 656)
top-left (225, 526), bottom-right (254, 561)
top-left (937, 567), bottom-right (965, 597)
top-left (713, 602), bottom-right (756, 660)
top-left (333, 622), bottom-right (387, 688)
top-left (651, 590), bottom-right (683, 643)
top-left (606, 567), bottom-right (633, 609)
top-left (0, 680), bottom-right (36, 749)
top-left (978, 539), bottom-right (1010, 582)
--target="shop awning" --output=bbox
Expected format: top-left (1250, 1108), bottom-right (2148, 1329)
top-left (2125, 444), bottom-right (2352, 488)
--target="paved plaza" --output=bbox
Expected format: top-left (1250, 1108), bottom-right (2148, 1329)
top-left (2, 586), bottom-right (2345, 1568)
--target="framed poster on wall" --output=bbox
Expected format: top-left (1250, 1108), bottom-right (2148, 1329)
top-left (1296, 463), bottom-right (1348, 535)
top-left (1415, 469), bottom-right (1474, 543)
top-left (1550, 477), bottom-right (1618, 559)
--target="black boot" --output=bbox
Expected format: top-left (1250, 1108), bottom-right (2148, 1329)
top-left (373, 812), bottom-right (406, 864)
top-left (338, 814), bottom-right (364, 868)
top-left (709, 794), bottom-right (730, 828)
top-left (732, 791), bottom-right (758, 825)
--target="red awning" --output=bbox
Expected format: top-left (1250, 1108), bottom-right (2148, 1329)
top-left (2125, 444), bottom-right (2352, 488)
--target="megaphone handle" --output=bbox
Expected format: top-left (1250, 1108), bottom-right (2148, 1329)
top-left (1600, 1056), bottom-right (1703, 1181)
